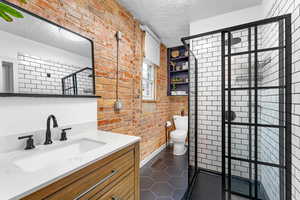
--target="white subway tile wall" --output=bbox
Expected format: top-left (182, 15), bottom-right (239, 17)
top-left (190, 31), bottom-right (260, 178)
top-left (190, 33), bottom-right (222, 172)
top-left (264, 0), bottom-right (300, 200)
top-left (258, 20), bottom-right (282, 200)
top-left (17, 53), bottom-right (93, 95)
top-left (189, 2), bottom-right (298, 199)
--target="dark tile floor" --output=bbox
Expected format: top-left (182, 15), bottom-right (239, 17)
top-left (140, 145), bottom-right (188, 200)
top-left (190, 171), bottom-right (265, 200)
top-left (190, 171), bottom-right (222, 200)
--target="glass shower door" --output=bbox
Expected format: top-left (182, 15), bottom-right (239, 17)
top-left (222, 16), bottom-right (292, 200)
top-left (187, 47), bottom-right (198, 198)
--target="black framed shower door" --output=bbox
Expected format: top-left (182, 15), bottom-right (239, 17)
top-left (181, 14), bottom-right (292, 200)
top-left (221, 15), bottom-right (292, 200)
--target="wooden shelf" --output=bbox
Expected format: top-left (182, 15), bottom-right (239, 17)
top-left (171, 82), bottom-right (189, 85)
top-left (170, 56), bottom-right (188, 62)
top-left (170, 94), bottom-right (188, 96)
top-left (170, 69), bottom-right (188, 73)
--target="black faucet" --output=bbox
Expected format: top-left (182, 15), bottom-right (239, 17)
top-left (18, 135), bottom-right (35, 150)
top-left (44, 114), bottom-right (58, 145)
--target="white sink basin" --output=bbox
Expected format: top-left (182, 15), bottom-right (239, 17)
top-left (13, 139), bottom-right (106, 172)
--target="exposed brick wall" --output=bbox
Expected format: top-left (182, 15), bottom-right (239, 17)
top-left (6, 0), bottom-right (188, 160)
top-left (169, 96), bottom-right (188, 116)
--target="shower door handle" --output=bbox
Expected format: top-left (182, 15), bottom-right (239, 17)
top-left (225, 111), bottom-right (236, 121)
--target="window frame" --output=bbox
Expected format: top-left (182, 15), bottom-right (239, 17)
top-left (142, 59), bottom-right (156, 101)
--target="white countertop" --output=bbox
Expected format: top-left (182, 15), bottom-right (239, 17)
top-left (0, 130), bottom-right (140, 200)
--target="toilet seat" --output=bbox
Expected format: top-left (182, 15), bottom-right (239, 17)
top-left (170, 130), bottom-right (187, 140)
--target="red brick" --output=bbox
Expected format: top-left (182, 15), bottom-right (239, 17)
top-left (8, 0), bottom-right (188, 161)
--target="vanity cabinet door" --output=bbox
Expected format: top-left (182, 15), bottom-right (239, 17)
top-left (21, 143), bottom-right (140, 200)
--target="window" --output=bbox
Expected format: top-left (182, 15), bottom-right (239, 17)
top-left (142, 61), bottom-right (156, 100)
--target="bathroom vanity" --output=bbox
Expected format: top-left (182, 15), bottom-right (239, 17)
top-left (0, 2), bottom-right (141, 199)
top-left (22, 143), bottom-right (139, 200)
top-left (0, 131), bottom-right (140, 200)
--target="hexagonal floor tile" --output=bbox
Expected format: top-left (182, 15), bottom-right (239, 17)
top-left (165, 166), bottom-right (183, 177)
top-left (156, 197), bottom-right (173, 200)
top-left (168, 177), bottom-right (188, 189)
top-left (163, 158), bottom-right (176, 165)
top-left (151, 159), bottom-right (167, 171)
top-left (173, 189), bottom-right (186, 200)
top-left (141, 190), bottom-right (157, 200)
top-left (141, 176), bottom-right (154, 190)
top-left (152, 171), bottom-right (170, 182)
top-left (140, 145), bottom-right (188, 200)
top-left (181, 170), bottom-right (188, 178)
top-left (141, 167), bottom-right (154, 177)
top-left (151, 182), bottom-right (174, 197)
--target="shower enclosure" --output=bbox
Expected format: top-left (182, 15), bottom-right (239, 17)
top-left (183, 15), bottom-right (292, 200)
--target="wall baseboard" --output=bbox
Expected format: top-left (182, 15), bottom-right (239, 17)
top-left (140, 143), bottom-right (167, 168)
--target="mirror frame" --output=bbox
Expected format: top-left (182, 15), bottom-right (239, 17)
top-left (0, 0), bottom-right (100, 98)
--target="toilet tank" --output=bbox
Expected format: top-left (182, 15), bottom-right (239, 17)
top-left (173, 115), bottom-right (188, 131)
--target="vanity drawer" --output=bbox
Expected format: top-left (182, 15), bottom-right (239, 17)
top-left (21, 143), bottom-right (139, 200)
top-left (46, 150), bottom-right (134, 200)
top-left (92, 170), bottom-right (135, 200)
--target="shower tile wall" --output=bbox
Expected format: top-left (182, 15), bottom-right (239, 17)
top-left (188, 27), bottom-right (290, 200)
top-left (191, 33), bottom-right (222, 172)
top-left (17, 53), bottom-right (93, 95)
top-left (190, 0), bottom-right (300, 200)
top-left (258, 21), bottom-right (281, 200)
top-left (263, 0), bottom-right (300, 200)
top-left (190, 30), bottom-right (259, 178)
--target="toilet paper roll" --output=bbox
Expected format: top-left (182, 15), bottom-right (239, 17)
top-left (166, 121), bottom-right (172, 127)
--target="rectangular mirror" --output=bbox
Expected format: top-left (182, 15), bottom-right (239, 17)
top-left (0, 1), bottom-right (97, 97)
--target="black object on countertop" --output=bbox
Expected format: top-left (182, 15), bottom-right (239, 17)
top-left (60, 127), bottom-right (72, 141)
top-left (18, 135), bottom-right (35, 150)
top-left (44, 114), bottom-right (58, 145)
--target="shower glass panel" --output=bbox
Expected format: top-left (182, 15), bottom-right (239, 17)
top-left (188, 47), bottom-right (198, 193)
top-left (222, 16), bottom-right (291, 200)
top-left (182, 14), bottom-right (291, 200)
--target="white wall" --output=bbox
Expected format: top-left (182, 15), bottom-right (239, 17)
top-left (190, 5), bottom-right (264, 35)
top-left (0, 97), bottom-right (97, 136)
top-left (0, 30), bottom-right (96, 138)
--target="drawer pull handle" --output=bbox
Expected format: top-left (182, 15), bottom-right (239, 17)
top-left (74, 170), bottom-right (118, 200)
top-left (112, 197), bottom-right (121, 200)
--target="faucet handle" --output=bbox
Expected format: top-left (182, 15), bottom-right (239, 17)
top-left (18, 135), bottom-right (35, 150)
top-left (60, 128), bottom-right (72, 141)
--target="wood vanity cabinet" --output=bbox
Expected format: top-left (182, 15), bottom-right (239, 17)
top-left (22, 142), bottom-right (140, 200)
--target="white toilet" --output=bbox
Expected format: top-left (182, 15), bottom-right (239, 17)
top-left (170, 115), bottom-right (188, 155)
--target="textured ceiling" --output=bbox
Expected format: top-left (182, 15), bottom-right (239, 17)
top-left (118, 0), bottom-right (262, 47)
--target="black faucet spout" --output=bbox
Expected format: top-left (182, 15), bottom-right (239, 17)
top-left (44, 114), bottom-right (58, 145)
